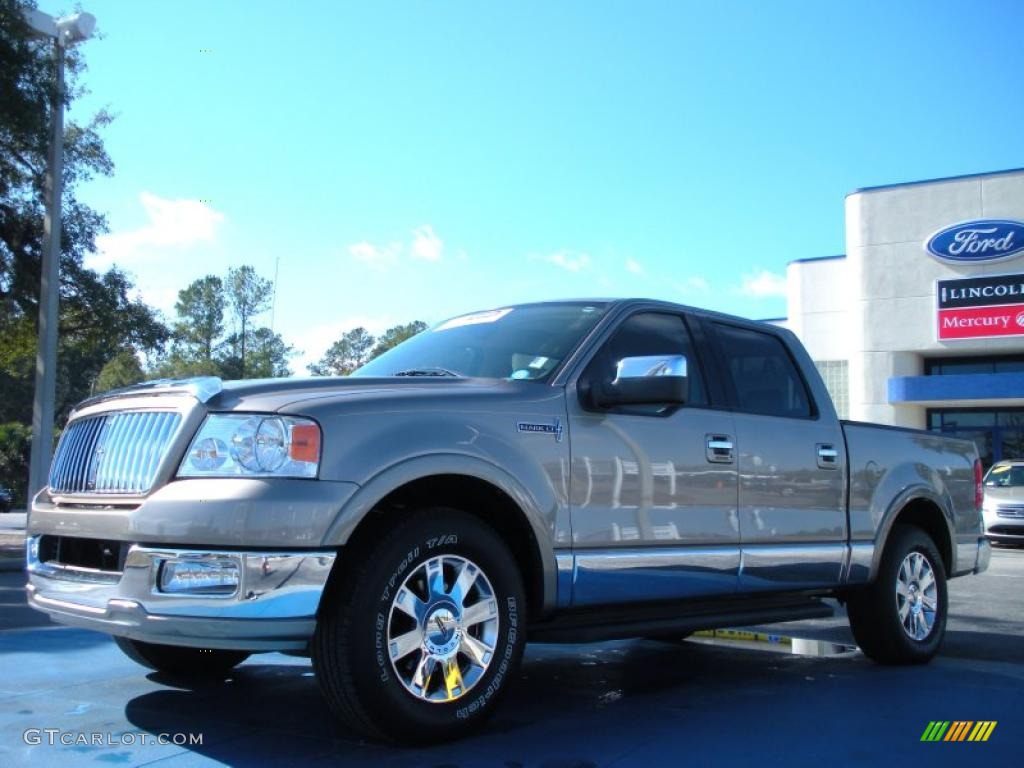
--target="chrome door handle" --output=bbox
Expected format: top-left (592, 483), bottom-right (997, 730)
top-left (817, 443), bottom-right (839, 470)
top-left (706, 435), bottom-right (735, 464)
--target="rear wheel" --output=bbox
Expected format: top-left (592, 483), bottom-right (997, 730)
top-left (847, 525), bottom-right (948, 665)
top-left (114, 637), bottom-right (250, 678)
top-left (313, 508), bottom-right (526, 744)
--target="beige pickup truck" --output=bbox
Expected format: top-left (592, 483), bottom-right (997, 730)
top-left (27, 299), bottom-right (990, 743)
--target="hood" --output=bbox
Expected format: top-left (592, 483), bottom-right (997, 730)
top-left (984, 485), bottom-right (1024, 504)
top-left (207, 375), bottom-right (499, 412)
top-left (73, 374), bottom-right (554, 418)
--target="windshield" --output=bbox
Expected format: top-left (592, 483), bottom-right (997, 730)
top-left (352, 303), bottom-right (608, 381)
top-left (984, 464), bottom-right (1024, 488)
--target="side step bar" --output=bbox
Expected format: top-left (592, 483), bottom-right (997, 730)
top-left (528, 595), bottom-right (834, 644)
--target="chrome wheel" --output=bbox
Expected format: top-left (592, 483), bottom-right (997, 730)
top-left (387, 555), bottom-right (500, 703)
top-left (896, 551), bottom-right (938, 641)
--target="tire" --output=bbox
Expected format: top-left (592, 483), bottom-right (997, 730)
top-left (846, 525), bottom-right (948, 665)
top-left (645, 631), bottom-right (694, 643)
top-left (312, 508), bottom-right (526, 744)
top-left (114, 637), bottom-right (250, 678)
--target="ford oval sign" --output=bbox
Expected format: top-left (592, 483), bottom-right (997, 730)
top-left (926, 219), bottom-right (1024, 264)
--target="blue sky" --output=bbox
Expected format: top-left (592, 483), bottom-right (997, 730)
top-left (65, 0), bottom-right (1024, 372)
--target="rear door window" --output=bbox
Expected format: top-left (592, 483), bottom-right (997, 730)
top-left (713, 323), bottom-right (813, 418)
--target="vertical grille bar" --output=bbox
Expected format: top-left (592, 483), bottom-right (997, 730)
top-left (48, 411), bottom-right (182, 495)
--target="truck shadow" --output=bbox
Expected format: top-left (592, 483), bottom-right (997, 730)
top-left (122, 639), bottom-right (871, 765)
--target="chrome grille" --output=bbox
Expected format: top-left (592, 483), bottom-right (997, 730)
top-left (996, 505), bottom-right (1024, 520)
top-left (49, 411), bottom-right (182, 494)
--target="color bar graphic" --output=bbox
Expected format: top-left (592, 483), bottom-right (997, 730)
top-left (921, 721), bottom-right (996, 742)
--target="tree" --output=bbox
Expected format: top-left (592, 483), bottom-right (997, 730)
top-left (243, 327), bottom-right (295, 378)
top-left (0, 0), bottom-right (168, 434)
top-left (0, 421), bottom-right (32, 507)
top-left (369, 320), bottom-right (427, 360)
top-left (309, 327), bottom-right (375, 376)
top-left (151, 265), bottom-right (292, 381)
top-left (225, 265), bottom-right (271, 377)
top-left (95, 350), bottom-right (144, 393)
top-left (173, 275), bottom-right (224, 362)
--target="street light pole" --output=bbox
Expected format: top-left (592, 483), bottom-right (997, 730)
top-left (26, 40), bottom-right (65, 502)
top-left (24, 10), bottom-right (96, 502)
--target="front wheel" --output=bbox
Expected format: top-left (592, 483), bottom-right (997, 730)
top-left (313, 508), bottom-right (526, 744)
top-left (846, 525), bottom-right (948, 665)
top-left (114, 637), bottom-right (250, 678)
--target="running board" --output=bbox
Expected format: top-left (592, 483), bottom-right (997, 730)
top-left (528, 595), bottom-right (834, 643)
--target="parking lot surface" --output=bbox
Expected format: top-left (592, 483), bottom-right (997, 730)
top-left (2, 549), bottom-right (1021, 767)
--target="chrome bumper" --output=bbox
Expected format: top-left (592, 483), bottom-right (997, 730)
top-left (26, 536), bottom-right (335, 651)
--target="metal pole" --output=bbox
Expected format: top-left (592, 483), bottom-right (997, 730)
top-left (27, 39), bottom-right (65, 501)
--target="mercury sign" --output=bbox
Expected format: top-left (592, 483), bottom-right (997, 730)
top-left (925, 220), bottom-right (1024, 264)
top-left (937, 272), bottom-right (1024, 340)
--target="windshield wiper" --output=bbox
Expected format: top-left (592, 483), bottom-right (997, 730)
top-left (392, 367), bottom-right (463, 377)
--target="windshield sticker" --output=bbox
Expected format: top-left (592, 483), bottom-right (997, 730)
top-left (991, 465), bottom-right (1010, 473)
top-left (436, 308), bottom-right (513, 332)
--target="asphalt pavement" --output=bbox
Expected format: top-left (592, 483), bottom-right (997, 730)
top-left (1, 548), bottom-right (1021, 767)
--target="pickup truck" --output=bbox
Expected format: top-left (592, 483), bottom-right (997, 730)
top-left (26, 299), bottom-right (991, 743)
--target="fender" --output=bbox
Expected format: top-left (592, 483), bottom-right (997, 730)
top-left (319, 452), bottom-right (560, 613)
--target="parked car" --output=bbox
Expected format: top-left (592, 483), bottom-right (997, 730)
top-left (982, 460), bottom-right (1024, 545)
top-left (25, 299), bottom-right (990, 743)
top-left (0, 487), bottom-right (13, 513)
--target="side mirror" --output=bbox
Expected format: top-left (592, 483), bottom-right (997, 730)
top-left (594, 355), bottom-right (689, 408)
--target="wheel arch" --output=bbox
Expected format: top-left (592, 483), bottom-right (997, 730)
top-left (871, 491), bottom-right (955, 581)
top-left (320, 455), bottom-right (558, 619)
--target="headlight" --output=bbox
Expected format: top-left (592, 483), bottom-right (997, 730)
top-left (178, 414), bottom-right (321, 478)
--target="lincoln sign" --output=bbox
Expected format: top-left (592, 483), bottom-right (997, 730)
top-left (937, 272), bottom-right (1024, 340)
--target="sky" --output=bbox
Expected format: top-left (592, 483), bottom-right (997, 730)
top-left (60, 0), bottom-right (1024, 373)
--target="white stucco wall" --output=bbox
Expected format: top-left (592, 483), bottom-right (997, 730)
top-left (785, 256), bottom-right (851, 362)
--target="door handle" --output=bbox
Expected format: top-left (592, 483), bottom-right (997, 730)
top-left (706, 435), bottom-right (735, 464)
top-left (817, 443), bottom-right (839, 470)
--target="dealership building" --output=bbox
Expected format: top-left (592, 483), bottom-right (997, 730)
top-left (775, 167), bottom-right (1024, 467)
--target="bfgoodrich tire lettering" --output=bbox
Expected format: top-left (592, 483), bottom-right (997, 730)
top-left (847, 524), bottom-right (948, 665)
top-left (313, 508), bottom-right (526, 743)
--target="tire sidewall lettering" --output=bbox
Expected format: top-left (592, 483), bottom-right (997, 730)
top-left (456, 596), bottom-right (518, 720)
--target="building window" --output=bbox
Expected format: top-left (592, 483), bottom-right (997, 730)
top-left (814, 360), bottom-right (848, 419)
top-left (925, 355), bottom-right (1024, 376)
top-left (928, 408), bottom-right (1024, 468)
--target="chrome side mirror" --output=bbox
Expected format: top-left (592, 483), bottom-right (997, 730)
top-left (596, 354), bottom-right (689, 408)
top-left (615, 355), bottom-right (687, 380)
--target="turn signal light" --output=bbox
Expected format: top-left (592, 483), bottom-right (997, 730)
top-left (290, 423), bottom-right (320, 463)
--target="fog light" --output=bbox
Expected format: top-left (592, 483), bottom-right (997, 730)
top-left (159, 558), bottom-right (240, 596)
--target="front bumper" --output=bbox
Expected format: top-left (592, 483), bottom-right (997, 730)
top-left (26, 536), bottom-right (335, 651)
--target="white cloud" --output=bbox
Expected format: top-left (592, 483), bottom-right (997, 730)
top-left (91, 192), bottom-right (224, 269)
top-left (346, 225), bottom-right (445, 270)
top-left (676, 276), bottom-right (710, 295)
top-left (625, 257), bottom-right (645, 275)
top-left (348, 240), bottom-right (402, 269)
top-left (739, 269), bottom-right (788, 297)
top-left (410, 225), bottom-right (443, 262)
top-left (544, 250), bottom-right (591, 273)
